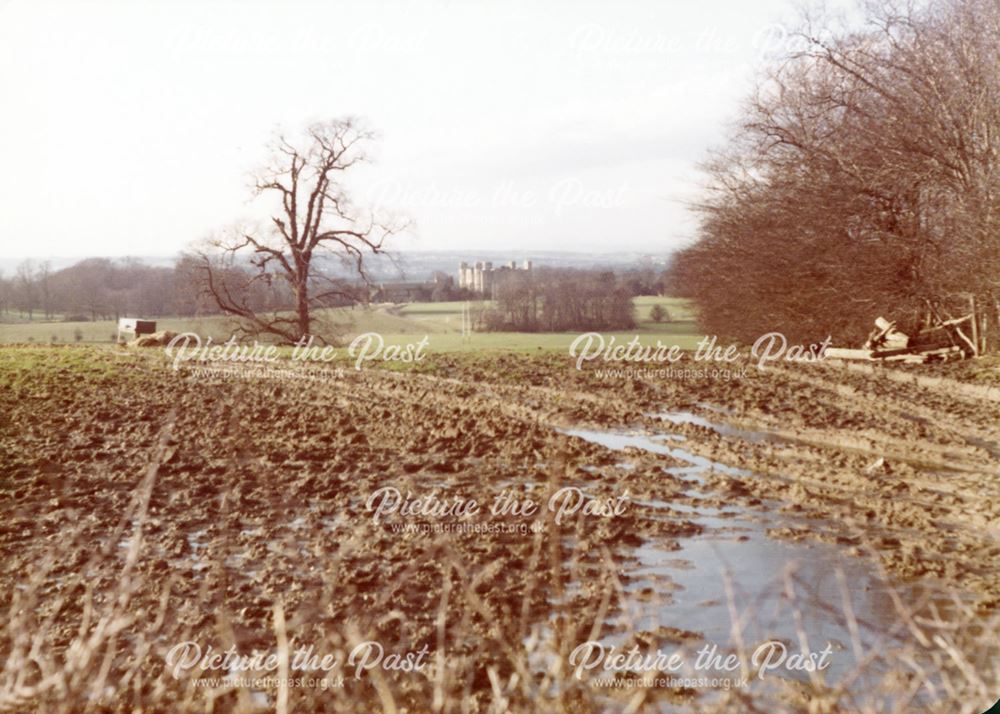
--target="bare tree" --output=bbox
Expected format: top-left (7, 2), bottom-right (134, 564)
top-left (63, 258), bottom-right (112, 322)
top-left (671, 0), bottom-right (1000, 347)
top-left (0, 271), bottom-right (8, 316)
top-left (194, 118), bottom-right (406, 344)
top-left (38, 261), bottom-right (52, 319)
top-left (15, 260), bottom-right (36, 321)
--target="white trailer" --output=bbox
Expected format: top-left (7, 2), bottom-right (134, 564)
top-left (117, 318), bottom-right (157, 344)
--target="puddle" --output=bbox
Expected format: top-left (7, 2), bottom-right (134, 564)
top-left (656, 410), bottom-right (789, 445)
top-left (627, 516), bottom-right (914, 680)
top-left (559, 424), bottom-right (954, 688)
top-left (561, 428), bottom-right (753, 482)
top-left (187, 528), bottom-right (208, 553)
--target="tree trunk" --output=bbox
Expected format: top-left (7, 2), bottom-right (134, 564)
top-left (296, 285), bottom-right (310, 341)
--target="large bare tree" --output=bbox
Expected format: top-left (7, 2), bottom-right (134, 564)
top-left (195, 118), bottom-right (405, 344)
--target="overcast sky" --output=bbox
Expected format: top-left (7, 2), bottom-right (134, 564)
top-left (0, 0), bottom-right (813, 259)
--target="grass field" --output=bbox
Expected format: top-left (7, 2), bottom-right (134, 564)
top-left (0, 296), bottom-right (706, 352)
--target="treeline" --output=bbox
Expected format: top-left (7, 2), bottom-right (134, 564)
top-left (0, 258), bottom-right (665, 323)
top-left (474, 268), bottom-right (636, 332)
top-left (0, 258), bottom-right (216, 321)
top-left (669, 0), bottom-right (1000, 347)
top-left (0, 256), bottom-right (375, 322)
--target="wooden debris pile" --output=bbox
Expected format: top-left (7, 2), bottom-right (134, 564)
top-left (826, 312), bottom-right (974, 364)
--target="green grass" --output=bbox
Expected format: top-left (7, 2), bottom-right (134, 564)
top-left (632, 295), bottom-right (697, 324)
top-left (0, 310), bottom-right (70, 323)
top-left (396, 301), bottom-right (469, 315)
top-left (0, 296), bottom-right (705, 354)
top-left (0, 307), bottom-right (448, 345)
top-left (0, 316), bottom-right (236, 345)
top-left (0, 345), bottom-right (151, 391)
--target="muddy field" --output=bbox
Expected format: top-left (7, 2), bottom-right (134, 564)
top-left (0, 346), bottom-right (998, 712)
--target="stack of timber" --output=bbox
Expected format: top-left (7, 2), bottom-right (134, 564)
top-left (825, 316), bottom-right (969, 364)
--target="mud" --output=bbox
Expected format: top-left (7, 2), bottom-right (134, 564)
top-left (0, 347), bottom-right (997, 711)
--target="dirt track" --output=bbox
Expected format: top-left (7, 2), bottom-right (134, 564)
top-left (1, 347), bottom-right (998, 711)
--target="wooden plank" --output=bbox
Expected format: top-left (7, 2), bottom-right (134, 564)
top-left (918, 314), bottom-right (972, 333)
top-left (825, 348), bottom-right (874, 361)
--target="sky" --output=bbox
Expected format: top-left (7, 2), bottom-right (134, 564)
top-left (0, 0), bottom-right (814, 259)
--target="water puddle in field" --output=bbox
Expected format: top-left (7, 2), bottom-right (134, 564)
top-left (656, 410), bottom-right (790, 445)
top-left (558, 424), bottom-right (955, 688)
top-left (561, 428), bottom-right (754, 481)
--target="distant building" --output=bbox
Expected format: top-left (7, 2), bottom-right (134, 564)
top-left (458, 260), bottom-right (532, 296)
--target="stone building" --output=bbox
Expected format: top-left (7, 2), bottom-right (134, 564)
top-left (458, 260), bottom-right (532, 296)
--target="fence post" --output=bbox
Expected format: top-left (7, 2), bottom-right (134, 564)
top-left (969, 295), bottom-right (980, 357)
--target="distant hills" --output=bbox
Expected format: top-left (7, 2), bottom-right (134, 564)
top-left (0, 250), bottom-right (672, 281)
